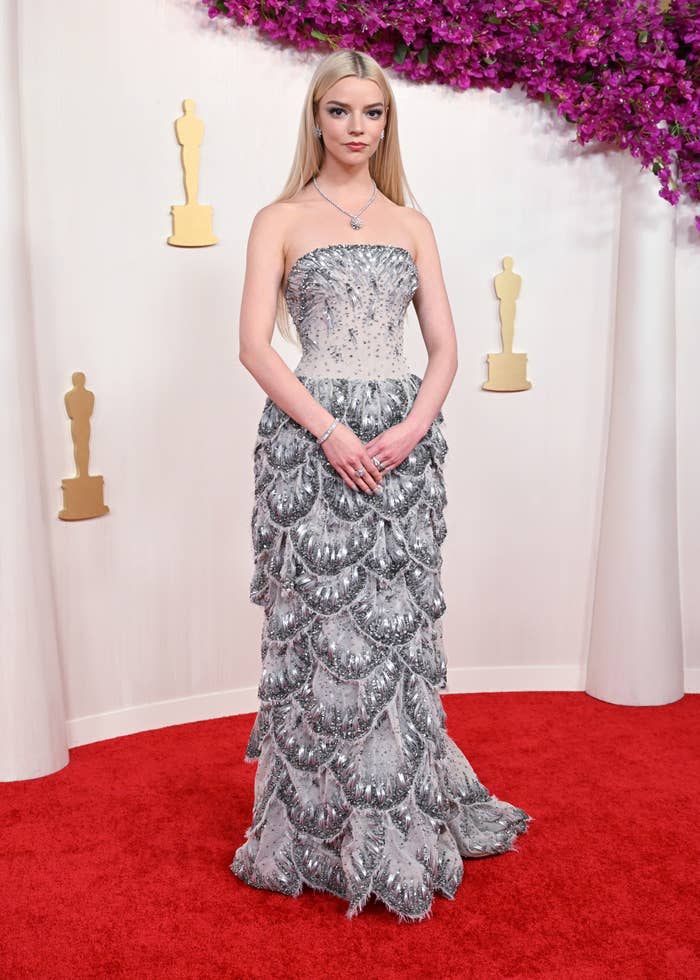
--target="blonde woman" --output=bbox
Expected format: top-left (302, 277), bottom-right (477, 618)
top-left (232, 48), bottom-right (532, 922)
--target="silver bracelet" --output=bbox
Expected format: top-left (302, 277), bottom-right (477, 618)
top-left (317, 418), bottom-right (338, 445)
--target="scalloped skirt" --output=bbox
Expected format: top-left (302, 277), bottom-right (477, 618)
top-left (231, 373), bottom-right (532, 922)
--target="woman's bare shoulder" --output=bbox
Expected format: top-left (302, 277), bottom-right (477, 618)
top-left (394, 203), bottom-right (431, 230)
top-left (250, 197), bottom-right (311, 245)
top-left (384, 201), bottom-right (435, 258)
top-left (251, 199), bottom-right (300, 228)
top-left (247, 200), bottom-right (297, 253)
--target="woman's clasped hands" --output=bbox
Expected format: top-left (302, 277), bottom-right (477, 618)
top-left (319, 419), bottom-right (422, 495)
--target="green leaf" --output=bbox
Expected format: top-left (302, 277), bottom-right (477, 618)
top-left (418, 45), bottom-right (429, 64)
top-left (394, 41), bottom-right (408, 64)
top-left (310, 28), bottom-right (329, 41)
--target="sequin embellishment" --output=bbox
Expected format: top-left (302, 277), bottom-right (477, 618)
top-left (231, 244), bottom-right (532, 922)
top-left (285, 243), bottom-right (418, 380)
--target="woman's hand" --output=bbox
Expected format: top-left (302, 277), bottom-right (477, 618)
top-left (363, 420), bottom-right (425, 476)
top-left (321, 422), bottom-right (386, 494)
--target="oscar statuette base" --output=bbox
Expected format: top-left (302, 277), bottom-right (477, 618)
top-left (483, 352), bottom-right (532, 392)
top-left (168, 204), bottom-right (217, 246)
top-left (58, 476), bottom-right (110, 521)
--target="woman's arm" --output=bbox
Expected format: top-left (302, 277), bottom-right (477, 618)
top-left (405, 210), bottom-right (459, 437)
top-left (363, 211), bottom-right (459, 463)
top-left (238, 205), bottom-right (337, 441)
top-left (238, 205), bottom-right (384, 494)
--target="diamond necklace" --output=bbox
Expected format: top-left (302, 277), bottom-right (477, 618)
top-left (312, 175), bottom-right (377, 230)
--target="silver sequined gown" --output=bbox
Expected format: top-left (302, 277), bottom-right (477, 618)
top-left (231, 243), bottom-right (532, 922)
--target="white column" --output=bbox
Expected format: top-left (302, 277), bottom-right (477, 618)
top-left (0, 0), bottom-right (67, 779)
top-left (586, 157), bottom-right (684, 705)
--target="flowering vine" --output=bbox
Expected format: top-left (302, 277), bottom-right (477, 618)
top-left (202, 0), bottom-right (700, 231)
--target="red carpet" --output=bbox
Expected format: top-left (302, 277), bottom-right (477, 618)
top-left (1, 691), bottom-right (698, 979)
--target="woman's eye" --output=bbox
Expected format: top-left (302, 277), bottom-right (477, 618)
top-left (328, 108), bottom-right (383, 118)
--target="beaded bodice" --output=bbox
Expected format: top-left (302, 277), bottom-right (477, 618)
top-left (284, 243), bottom-right (419, 380)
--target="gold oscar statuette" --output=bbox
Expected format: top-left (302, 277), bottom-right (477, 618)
top-left (167, 98), bottom-right (218, 247)
top-left (58, 372), bottom-right (110, 521)
top-left (483, 256), bottom-right (532, 392)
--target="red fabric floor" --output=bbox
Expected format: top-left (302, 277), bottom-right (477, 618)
top-left (1, 691), bottom-right (698, 979)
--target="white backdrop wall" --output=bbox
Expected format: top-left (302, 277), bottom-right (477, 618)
top-left (3, 0), bottom-right (698, 774)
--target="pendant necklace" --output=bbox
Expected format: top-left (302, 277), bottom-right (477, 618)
top-left (312, 175), bottom-right (377, 230)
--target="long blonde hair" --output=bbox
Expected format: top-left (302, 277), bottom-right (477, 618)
top-left (271, 49), bottom-right (422, 344)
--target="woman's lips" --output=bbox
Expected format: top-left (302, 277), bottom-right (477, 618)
top-left (345, 142), bottom-right (367, 149)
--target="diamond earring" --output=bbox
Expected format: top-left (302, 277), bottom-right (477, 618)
top-left (314, 125), bottom-right (322, 138)
top-left (380, 130), bottom-right (385, 139)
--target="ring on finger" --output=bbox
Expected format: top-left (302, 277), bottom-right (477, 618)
top-left (354, 465), bottom-right (366, 477)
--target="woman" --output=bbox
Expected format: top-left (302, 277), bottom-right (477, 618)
top-left (232, 48), bottom-right (532, 922)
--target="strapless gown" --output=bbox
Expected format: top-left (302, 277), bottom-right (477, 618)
top-left (231, 243), bottom-right (532, 922)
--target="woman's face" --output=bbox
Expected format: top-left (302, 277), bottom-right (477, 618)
top-left (316, 76), bottom-right (387, 163)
